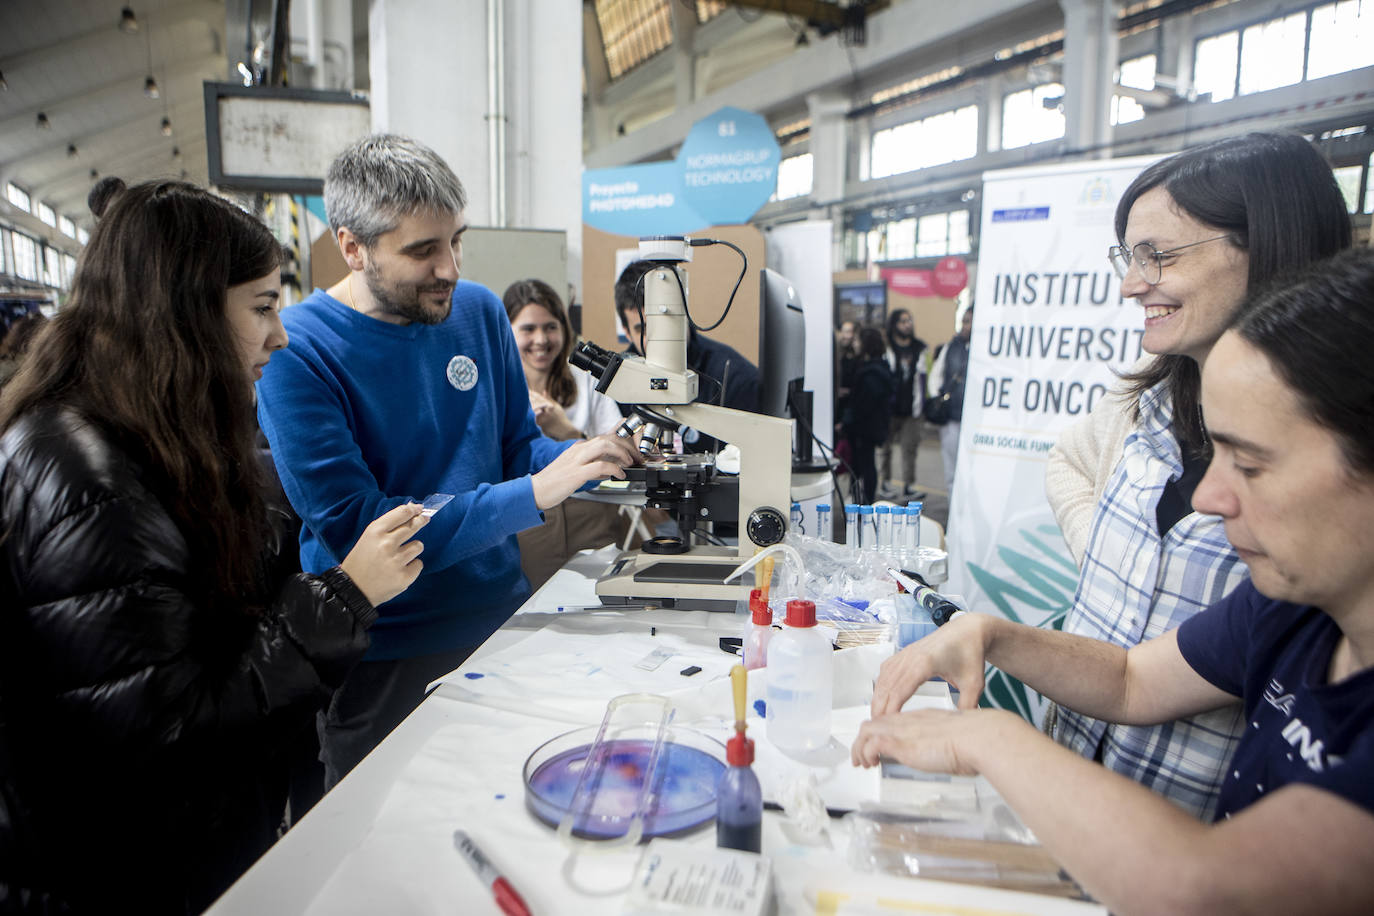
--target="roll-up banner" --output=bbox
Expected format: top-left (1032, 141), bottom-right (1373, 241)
top-left (946, 155), bottom-right (1158, 723)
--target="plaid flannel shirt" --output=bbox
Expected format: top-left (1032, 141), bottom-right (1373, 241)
top-left (1052, 381), bottom-right (1249, 821)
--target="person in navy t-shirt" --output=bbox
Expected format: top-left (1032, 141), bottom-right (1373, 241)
top-left (853, 249), bottom-right (1374, 915)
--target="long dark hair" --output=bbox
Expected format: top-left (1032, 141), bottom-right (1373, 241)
top-left (1116, 132), bottom-right (1351, 456)
top-left (1234, 249), bottom-right (1374, 475)
top-left (502, 278), bottom-right (576, 408)
top-left (0, 179), bottom-right (283, 608)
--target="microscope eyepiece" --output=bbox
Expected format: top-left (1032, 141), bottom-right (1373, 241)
top-left (570, 340), bottom-right (613, 378)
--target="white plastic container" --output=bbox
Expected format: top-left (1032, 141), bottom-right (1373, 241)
top-left (766, 599), bottom-right (833, 754)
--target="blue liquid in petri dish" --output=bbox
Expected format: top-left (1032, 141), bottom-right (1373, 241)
top-left (526, 738), bottom-right (725, 838)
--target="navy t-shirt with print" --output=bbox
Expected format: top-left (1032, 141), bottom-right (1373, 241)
top-left (1176, 579), bottom-right (1374, 821)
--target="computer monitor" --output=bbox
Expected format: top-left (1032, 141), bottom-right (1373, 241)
top-left (758, 268), bottom-right (811, 462)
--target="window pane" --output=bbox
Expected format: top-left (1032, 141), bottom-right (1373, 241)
top-left (1194, 31), bottom-right (1239, 102)
top-left (1366, 152), bottom-right (1374, 215)
top-left (6, 183), bottom-right (31, 212)
top-left (43, 246), bottom-right (62, 287)
top-left (1119, 54), bottom-right (1157, 90)
top-left (1331, 164), bottom-right (1362, 214)
top-left (871, 105), bottom-right (978, 179)
top-left (77, 227), bottom-right (90, 245)
top-left (1308, 1), bottom-right (1374, 79)
top-left (775, 153), bottom-right (813, 201)
top-left (62, 253), bottom-right (77, 289)
top-left (1111, 95), bottom-right (1147, 125)
top-left (948, 209), bottom-right (971, 255)
top-left (12, 234), bottom-right (39, 282)
top-left (1001, 83), bottom-right (1065, 149)
top-left (58, 215), bottom-right (76, 237)
top-left (885, 218), bottom-right (916, 261)
top-left (916, 213), bottom-right (949, 258)
top-left (1238, 13), bottom-right (1307, 95)
top-left (37, 203), bottom-right (57, 228)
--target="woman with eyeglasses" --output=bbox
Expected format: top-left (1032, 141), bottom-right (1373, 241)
top-left (1043, 132), bottom-right (1351, 820)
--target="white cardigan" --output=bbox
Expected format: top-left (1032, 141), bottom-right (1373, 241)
top-left (1044, 387), bottom-right (1137, 567)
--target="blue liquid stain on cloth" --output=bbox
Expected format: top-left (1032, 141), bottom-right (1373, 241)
top-left (464, 672), bottom-right (484, 680)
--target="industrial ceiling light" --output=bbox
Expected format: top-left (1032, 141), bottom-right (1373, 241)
top-left (144, 75), bottom-right (160, 99)
top-left (161, 116), bottom-right (172, 136)
top-left (67, 143), bottom-right (78, 157)
top-left (36, 112), bottom-right (50, 129)
top-left (119, 6), bottom-right (139, 33)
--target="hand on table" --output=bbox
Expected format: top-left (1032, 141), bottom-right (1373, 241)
top-left (850, 707), bottom-right (1027, 776)
top-left (339, 502), bottom-right (429, 607)
top-left (871, 613), bottom-right (993, 717)
top-left (531, 433), bottom-right (642, 510)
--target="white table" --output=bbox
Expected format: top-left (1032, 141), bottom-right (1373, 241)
top-left (206, 548), bottom-right (1102, 916)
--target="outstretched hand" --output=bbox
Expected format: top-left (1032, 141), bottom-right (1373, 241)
top-left (339, 502), bottom-right (428, 607)
top-left (871, 613), bottom-right (992, 717)
top-left (531, 433), bottom-right (642, 510)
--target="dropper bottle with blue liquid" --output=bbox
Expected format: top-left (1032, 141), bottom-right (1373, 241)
top-left (716, 665), bottom-right (762, 853)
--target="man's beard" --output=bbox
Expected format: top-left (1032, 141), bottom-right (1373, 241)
top-left (364, 260), bottom-right (453, 325)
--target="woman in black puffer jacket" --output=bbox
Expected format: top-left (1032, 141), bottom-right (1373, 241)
top-left (0, 180), bottom-right (431, 914)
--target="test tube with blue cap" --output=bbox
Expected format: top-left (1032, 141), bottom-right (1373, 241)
top-left (790, 501), bottom-right (803, 535)
top-left (875, 505), bottom-right (892, 558)
top-left (906, 502), bottom-right (923, 554)
top-left (816, 503), bottom-right (832, 542)
top-left (859, 505), bottom-right (877, 552)
top-left (845, 504), bottom-right (860, 549)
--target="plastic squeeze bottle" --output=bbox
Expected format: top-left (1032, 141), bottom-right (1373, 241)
top-left (717, 665), bottom-right (763, 853)
top-left (742, 588), bottom-right (773, 670)
top-left (765, 599), bottom-right (833, 754)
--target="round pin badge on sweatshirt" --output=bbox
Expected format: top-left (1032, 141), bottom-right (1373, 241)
top-left (447, 355), bottom-right (478, 391)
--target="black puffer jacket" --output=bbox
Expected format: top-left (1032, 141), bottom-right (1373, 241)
top-left (0, 407), bottom-right (376, 914)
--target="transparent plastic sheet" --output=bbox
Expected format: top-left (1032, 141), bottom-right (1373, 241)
top-left (844, 781), bottom-right (1091, 901)
top-left (769, 534), bottom-right (906, 646)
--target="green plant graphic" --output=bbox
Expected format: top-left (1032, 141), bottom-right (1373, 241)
top-left (966, 523), bottom-right (1078, 724)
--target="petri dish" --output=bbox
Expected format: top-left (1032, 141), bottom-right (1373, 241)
top-left (524, 724), bottom-right (726, 839)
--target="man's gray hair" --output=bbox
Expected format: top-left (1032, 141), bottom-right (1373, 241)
top-left (324, 134), bottom-right (467, 247)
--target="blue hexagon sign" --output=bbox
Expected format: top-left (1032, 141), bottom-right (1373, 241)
top-left (582, 106), bottom-right (781, 235)
top-left (677, 106), bottom-right (781, 226)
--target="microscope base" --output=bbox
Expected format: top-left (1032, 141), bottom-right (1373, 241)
top-left (595, 547), bottom-right (756, 612)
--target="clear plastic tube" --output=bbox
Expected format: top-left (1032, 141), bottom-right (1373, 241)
top-left (816, 503), bottom-right (832, 542)
top-left (907, 502), bottom-right (923, 551)
top-left (790, 501), bottom-right (804, 536)
top-left (891, 508), bottom-right (908, 565)
top-left (859, 505), bottom-right (877, 552)
top-left (845, 504), bottom-right (860, 550)
top-left (875, 505), bottom-right (892, 559)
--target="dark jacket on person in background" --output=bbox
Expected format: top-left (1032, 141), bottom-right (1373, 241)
top-left (843, 358), bottom-right (895, 443)
top-left (0, 406), bottom-right (376, 914)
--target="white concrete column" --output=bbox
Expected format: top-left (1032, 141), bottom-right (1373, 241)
top-left (670, 0), bottom-right (699, 111)
top-left (1059, 0), bottom-right (1118, 153)
top-left (806, 90), bottom-right (848, 205)
top-left (583, 4), bottom-right (614, 149)
top-left (368, 0), bottom-right (582, 288)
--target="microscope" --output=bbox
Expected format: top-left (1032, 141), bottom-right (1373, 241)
top-left (571, 236), bottom-right (794, 610)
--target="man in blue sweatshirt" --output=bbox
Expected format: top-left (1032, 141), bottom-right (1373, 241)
top-left (258, 134), bottom-right (639, 784)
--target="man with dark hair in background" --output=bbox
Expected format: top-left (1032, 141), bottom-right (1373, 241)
top-left (614, 259), bottom-right (762, 452)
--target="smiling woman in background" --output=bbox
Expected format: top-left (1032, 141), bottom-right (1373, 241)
top-left (1043, 132), bottom-right (1352, 820)
top-left (0, 179), bottom-right (428, 913)
top-left (503, 278), bottom-right (626, 587)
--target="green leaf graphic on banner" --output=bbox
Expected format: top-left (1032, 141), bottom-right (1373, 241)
top-left (967, 524), bottom-right (1075, 722)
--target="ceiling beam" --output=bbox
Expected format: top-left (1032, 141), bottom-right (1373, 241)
top-left (0, 56), bottom-right (225, 142)
top-left (1, 0), bottom-right (223, 71)
top-left (2, 96), bottom-right (212, 179)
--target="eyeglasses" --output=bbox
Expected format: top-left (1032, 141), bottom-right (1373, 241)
top-left (1107, 235), bottom-right (1232, 286)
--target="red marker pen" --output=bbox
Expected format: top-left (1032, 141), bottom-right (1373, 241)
top-left (453, 829), bottom-right (531, 916)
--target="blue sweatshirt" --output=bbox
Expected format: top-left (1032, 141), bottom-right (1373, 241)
top-left (257, 281), bottom-right (569, 660)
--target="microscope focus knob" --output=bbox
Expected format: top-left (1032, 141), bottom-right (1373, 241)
top-left (746, 506), bottom-right (787, 548)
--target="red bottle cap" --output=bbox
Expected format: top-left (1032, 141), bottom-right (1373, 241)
top-left (726, 732), bottom-right (755, 766)
top-left (751, 596), bottom-right (772, 626)
top-left (785, 599), bottom-right (816, 628)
